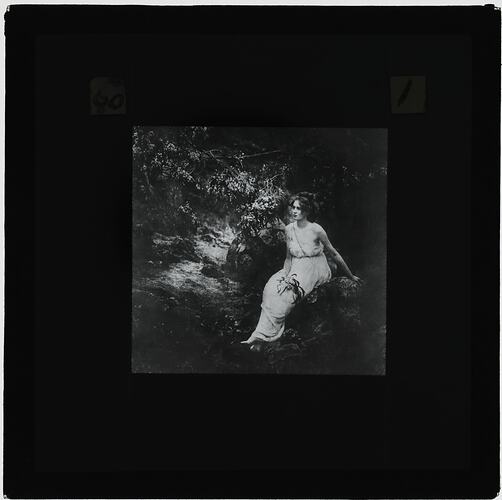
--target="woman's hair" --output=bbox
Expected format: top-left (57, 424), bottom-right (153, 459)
top-left (288, 194), bottom-right (314, 218)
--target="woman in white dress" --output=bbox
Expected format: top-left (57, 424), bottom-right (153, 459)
top-left (241, 195), bottom-right (361, 346)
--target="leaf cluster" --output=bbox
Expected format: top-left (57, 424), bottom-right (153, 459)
top-left (276, 273), bottom-right (306, 304)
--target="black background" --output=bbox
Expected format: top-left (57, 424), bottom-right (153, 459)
top-left (5, 5), bottom-right (500, 498)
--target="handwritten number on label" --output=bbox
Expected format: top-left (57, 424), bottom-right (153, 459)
top-left (397, 79), bottom-right (413, 107)
top-left (92, 89), bottom-right (125, 114)
top-left (108, 93), bottom-right (125, 110)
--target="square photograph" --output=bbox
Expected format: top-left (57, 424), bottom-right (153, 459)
top-left (132, 126), bottom-right (387, 374)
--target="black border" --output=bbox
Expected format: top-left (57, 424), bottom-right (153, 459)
top-left (5, 5), bottom-right (500, 498)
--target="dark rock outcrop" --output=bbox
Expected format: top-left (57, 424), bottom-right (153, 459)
top-left (151, 234), bottom-right (201, 264)
top-left (201, 262), bottom-right (224, 278)
top-left (226, 225), bottom-right (286, 281)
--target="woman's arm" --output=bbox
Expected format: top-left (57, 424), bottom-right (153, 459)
top-left (283, 246), bottom-right (292, 275)
top-left (282, 225), bottom-right (292, 274)
top-left (315, 225), bottom-right (360, 281)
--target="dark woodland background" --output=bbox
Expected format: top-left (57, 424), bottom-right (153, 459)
top-left (133, 127), bottom-right (387, 374)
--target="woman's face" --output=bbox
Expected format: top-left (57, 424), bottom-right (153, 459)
top-left (291, 200), bottom-right (306, 221)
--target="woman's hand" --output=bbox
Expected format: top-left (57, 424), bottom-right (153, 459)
top-left (351, 275), bottom-right (362, 284)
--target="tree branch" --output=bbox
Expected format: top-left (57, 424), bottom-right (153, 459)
top-left (238, 150), bottom-right (282, 159)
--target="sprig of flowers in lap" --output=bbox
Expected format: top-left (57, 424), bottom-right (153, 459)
top-left (276, 273), bottom-right (305, 303)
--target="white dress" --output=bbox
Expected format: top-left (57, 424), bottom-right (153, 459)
top-left (243, 222), bottom-right (332, 343)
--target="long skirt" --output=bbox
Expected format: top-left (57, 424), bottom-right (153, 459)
top-left (243, 254), bottom-right (332, 343)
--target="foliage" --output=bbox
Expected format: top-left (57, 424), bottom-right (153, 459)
top-left (132, 127), bottom-right (209, 238)
top-left (206, 168), bottom-right (258, 207)
top-left (237, 182), bottom-right (288, 237)
top-left (132, 126), bottom-right (387, 270)
top-left (133, 127), bottom-right (293, 243)
top-left (176, 200), bottom-right (198, 232)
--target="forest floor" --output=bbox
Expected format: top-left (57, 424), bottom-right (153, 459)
top-left (132, 219), bottom-right (264, 373)
top-left (132, 217), bottom-right (386, 374)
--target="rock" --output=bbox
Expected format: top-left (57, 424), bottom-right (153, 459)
top-left (329, 277), bottom-right (363, 300)
top-left (306, 289), bottom-right (318, 304)
top-left (313, 320), bottom-right (330, 336)
top-left (337, 305), bottom-right (361, 329)
top-left (264, 342), bottom-right (302, 367)
top-left (284, 327), bottom-right (301, 341)
top-left (152, 232), bottom-right (170, 241)
top-left (226, 226), bottom-right (286, 280)
top-left (198, 223), bottom-right (232, 249)
top-left (167, 296), bottom-right (180, 308)
top-left (152, 235), bottom-right (201, 264)
top-left (284, 277), bottom-right (365, 348)
top-left (201, 263), bottom-right (223, 278)
top-left (200, 224), bottom-right (220, 237)
top-left (200, 233), bottom-right (214, 243)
